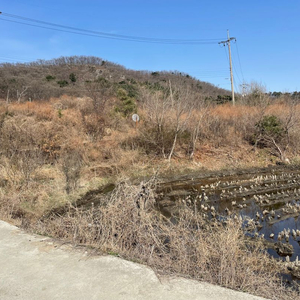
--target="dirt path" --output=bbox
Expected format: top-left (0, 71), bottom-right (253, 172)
top-left (0, 220), bottom-right (268, 300)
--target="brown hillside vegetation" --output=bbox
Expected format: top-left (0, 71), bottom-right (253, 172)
top-left (1, 57), bottom-right (300, 299)
top-left (0, 55), bottom-right (230, 102)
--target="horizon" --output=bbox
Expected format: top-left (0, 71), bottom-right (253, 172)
top-left (0, 1), bottom-right (299, 93)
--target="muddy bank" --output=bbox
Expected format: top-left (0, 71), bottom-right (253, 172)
top-left (42, 183), bottom-right (116, 220)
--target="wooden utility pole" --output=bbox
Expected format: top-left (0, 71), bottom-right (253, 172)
top-left (219, 30), bottom-right (236, 105)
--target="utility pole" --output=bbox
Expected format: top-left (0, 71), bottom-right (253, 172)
top-left (240, 82), bottom-right (249, 97)
top-left (219, 30), bottom-right (236, 105)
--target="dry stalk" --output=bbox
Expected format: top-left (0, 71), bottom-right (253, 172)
top-left (31, 180), bottom-right (299, 300)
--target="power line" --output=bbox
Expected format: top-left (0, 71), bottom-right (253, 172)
top-left (194, 75), bottom-right (229, 79)
top-left (0, 55), bottom-right (34, 62)
top-left (222, 43), bottom-right (235, 80)
top-left (232, 60), bottom-right (242, 87)
top-left (1, 12), bottom-right (222, 42)
top-left (233, 77), bottom-right (239, 96)
top-left (0, 11), bottom-right (224, 45)
top-left (0, 18), bottom-right (220, 45)
top-left (182, 67), bottom-right (229, 71)
top-left (226, 49), bottom-right (243, 94)
top-left (224, 40), bottom-right (243, 86)
top-left (234, 41), bottom-right (245, 84)
top-left (0, 11), bottom-right (241, 91)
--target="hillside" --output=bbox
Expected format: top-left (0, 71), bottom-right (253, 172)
top-left (1, 56), bottom-right (300, 300)
top-left (0, 55), bottom-right (231, 103)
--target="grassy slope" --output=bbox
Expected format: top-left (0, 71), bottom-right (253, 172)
top-left (0, 58), bottom-right (300, 299)
top-left (0, 96), bottom-right (299, 223)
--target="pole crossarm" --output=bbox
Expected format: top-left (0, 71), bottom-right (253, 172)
top-left (218, 37), bottom-right (236, 45)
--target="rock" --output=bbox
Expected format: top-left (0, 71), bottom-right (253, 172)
top-left (274, 242), bottom-right (294, 256)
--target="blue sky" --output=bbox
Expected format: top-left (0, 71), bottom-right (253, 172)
top-left (0, 1), bottom-right (299, 92)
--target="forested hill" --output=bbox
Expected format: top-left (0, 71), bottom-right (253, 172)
top-left (0, 55), bottom-right (231, 103)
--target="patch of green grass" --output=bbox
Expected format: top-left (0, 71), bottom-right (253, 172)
top-left (107, 251), bottom-right (119, 257)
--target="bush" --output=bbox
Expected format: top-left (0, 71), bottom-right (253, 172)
top-left (46, 75), bottom-right (56, 81)
top-left (254, 115), bottom-right (285, 148)
top-left (117, 81), bottom-right (138, 98)
top-left (57, 80), bottom-right (69, 87)
top-left (256, 115), bottom-right (284, 138)
top-left (69, 73), bottom-right (77, 83)
top-left (115, 88), bottom-right (137, 117)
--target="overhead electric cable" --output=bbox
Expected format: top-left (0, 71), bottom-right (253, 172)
top-left (0, 55), bottom-right (33, 62)
top-left (235, 41), bottom-right (245, 82)
top-left (232, 60), bottom-right (242, 86)
top-left (0, 12), bottom-right (224, 44)
top-left (222, 44), bottom-right (242, 86)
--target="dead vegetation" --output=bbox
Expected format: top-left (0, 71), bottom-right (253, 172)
top-left (0, 61), bottom-right (300, 299)
top-left (0, 94), bottom-right (299, 223)
top-left (0, 56), bottom-right (230, 102)
top-left (33, 181), bottom-right (298, 300)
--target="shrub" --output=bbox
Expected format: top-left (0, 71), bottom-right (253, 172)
top-left (46, 75), bottom-right (56, 81)
top-left (57, 80), bottom-right (69, 87)
top-left (254, 115), bottom-right (285, 148)
top-left (117, 81), bottom-right (138, 98)
top-left (256, 115), bottom-right (284, 139)
top-left (69, 73), bottom-right (77, 83)
top-left (151, 71), bottom-right (159, 76)
top-left (115, 88), bottom-right (137, 117)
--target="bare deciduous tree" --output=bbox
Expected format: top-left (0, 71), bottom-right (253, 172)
top-left (61, 149), bottom-right (83, 194)
top-left (84, 78), bottom-right (112, 113)
top-left (17, 86), bottom-right (30, 102)
top-left (167, 84), bottom-right (194, 162)
top-left (188, 100), bottom-right (208, 160)
top-left (141, 88), bottom-right (171, 157)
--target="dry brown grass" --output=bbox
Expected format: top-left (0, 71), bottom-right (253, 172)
top-left (1, 98), bottom-right (300, 175)
top-left (9, 101), bottom-right (55, 121)
top-left (1, 98), bottom-right (300, 299)
top-left (209, 103), bottom-right (260, 120)
top-left (32, 180), bottom-right (298, 300)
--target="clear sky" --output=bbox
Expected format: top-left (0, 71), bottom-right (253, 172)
top-left (0, 1), bottom-right (299, 93)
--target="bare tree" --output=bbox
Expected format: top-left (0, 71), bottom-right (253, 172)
top-left (81, 78), bottom-right (113, 140)
top-left (84, 78), bottom-right (112, 113)
top-left (242, 81), bottom-right (270, 107)
top-left (61, 149), bottom-right (83, 194)
top-left (140, 87), bottom-right (171, 158)
top-left (167, 83), bottom-right (194, 162)
top-left (188, 100), bottom-right (208, 160)
top-left (17, 86), bottom-right (30, 102)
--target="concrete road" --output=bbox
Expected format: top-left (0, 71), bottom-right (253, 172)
top-left (0, 220), bottom-right (268, 300)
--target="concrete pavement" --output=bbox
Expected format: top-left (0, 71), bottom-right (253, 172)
top-left (0, 220), bottom-right (268, 300)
